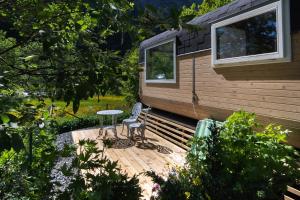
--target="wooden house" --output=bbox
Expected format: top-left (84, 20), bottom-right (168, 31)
top-left (138, 0), bottom-right (300, 148)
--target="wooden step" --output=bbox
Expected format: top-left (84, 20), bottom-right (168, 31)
top-left (284, 186), bottom-right (300, 200)
top-left (139, 112), bottom-right (195, 150)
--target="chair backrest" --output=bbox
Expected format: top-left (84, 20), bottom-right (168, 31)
top-left (131, 102), bottom-right (142, 119)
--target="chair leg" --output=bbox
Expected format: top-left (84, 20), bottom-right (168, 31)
top-left (128, 127), bottom-right (131, 139)
top-left (98, 128), bottom-right (103, 139)
top-left (127, 124), bottom-right (130, 138)
top-left (129, 127), bottom-right (134, 139)
top-left (133, 128), bottom-right (136, 140)
top-left (121, 122), bottom-right (125, 134)
top-left (103, 129), bottom-right (108, 139)
top-left (141, 128), bottom-right (145, 144)
top-left (113, 128), bottom-right (118, 138)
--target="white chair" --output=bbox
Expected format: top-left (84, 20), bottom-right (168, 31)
top-left (128, 107), bottom-right (151, 144)
top-left (121, 102), bottom-right (142, 137)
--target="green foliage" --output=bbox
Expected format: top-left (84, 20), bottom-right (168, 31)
top-left (198, 0), bottom-right (233, 15)
top-left (121, 48), bottom-right (141, 105)
top-left (0, 0), bottom-right (180, 199)
top-left (148, 111), bottom-right (300, 200)
top-left (138, 0), bottom-right (233, 33)
top-left (217, 111), bottom-right (299, 199)
top-left (0, 122), bottom-right (57, 199)
top-left (0, 128), bottom-right (24, 152)
top-left (0, 0), bottom-right (135, 113)
top-left (56, 116), bottom-right (99, 134)
top-left (56, 112), bottom-right (129, 134)
top-left (181, 0), bottom-right (233, 19)
top-left (146, 170), bottom-right (190, 200)
top-left (56, 139), bottom-right (142, 200)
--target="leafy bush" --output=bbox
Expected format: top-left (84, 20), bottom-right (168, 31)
top-left (1, 121), bottom-right (141, 200)
top-left (148, 111), bottom-right (300, 200)
top-left (120, 48), bottom-right (141, 106)
top-left (56, 112), bottom-right (130, 134)
top-left (0, 124), bottom-right (57, 199)
top-left (214, 111), bottom-right (300, 199)
top-left (56, 115), bottom-right (100, 134)
top-left (56, 139), bottom-right (142, 200)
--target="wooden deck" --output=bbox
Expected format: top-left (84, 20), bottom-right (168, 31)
top-left (71, 125), bottom-right (186, 199)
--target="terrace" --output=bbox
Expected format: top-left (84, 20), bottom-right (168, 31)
top-left (59, 106), bottom-right (299, 200)
top-left (71, 124), bottom-right (187, 199)
top-left (1, 0), bottom-right (299, 199)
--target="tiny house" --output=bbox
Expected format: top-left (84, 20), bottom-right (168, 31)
top-left (138, 0), bottom-right (300, 148)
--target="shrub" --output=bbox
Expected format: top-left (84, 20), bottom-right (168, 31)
top-left (148, 111), bottom-right (300, 200)
top-left (56, 139), bottom-right (142, 200)
top-left (56, 112), bottom-right (130, 134)
top-left (1, 121), bottom-right (141, 199)
top-left (0, 125), bottom-right (57, 199)
top-left (216, 111), bottom-right (300, 199)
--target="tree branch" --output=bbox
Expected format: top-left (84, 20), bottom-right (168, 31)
top-left (0, 56), bottom-right (24, 71)
top-left (0, 32), bottom-right (38, 56)
top-left (0, 56), bottom-right (54, 73)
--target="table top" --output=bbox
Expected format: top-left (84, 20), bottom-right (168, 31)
top-left (96, 110), bottom-right (123, 115)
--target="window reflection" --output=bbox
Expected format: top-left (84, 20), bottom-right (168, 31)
top-left (146, 41), bottom-right (175, 81)
top-left (216, 10), bottom-right (277, 59)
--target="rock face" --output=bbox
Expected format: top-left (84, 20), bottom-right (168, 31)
top-left (50, 132), bottom-right (77, 197)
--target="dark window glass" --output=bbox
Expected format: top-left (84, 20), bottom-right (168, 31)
top-left (146, 41), bottom-right (174, 81)
top-left (216, 10), bottom-right (277, 59)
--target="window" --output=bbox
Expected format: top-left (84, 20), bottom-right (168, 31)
top-left (211, 0), bottom-right (291, 67)
top-left (144, 39), bottom-right (176, 83)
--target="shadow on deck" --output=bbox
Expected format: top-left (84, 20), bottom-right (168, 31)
top-left (70, 125), bottom-right (186, 199)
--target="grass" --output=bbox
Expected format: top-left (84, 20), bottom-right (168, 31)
top-left (44, 96), bottom-right (131, 124)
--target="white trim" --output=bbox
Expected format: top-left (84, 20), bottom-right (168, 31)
top-left (177, 48), bottom-right (211, 57)
top-left (211, 0), bottom-right (291, 67)
top-left (144, 39), bottom-right (177, 83)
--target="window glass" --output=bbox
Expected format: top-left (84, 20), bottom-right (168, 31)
top-left (216, 10), bottom-right (277, 59)
top-left (146, 41), bottom-right (175, 81)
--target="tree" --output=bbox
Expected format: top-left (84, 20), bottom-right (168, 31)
top-left (181, 0), bottom-right (233, 19)
top-left (0, 0), bottom-right (135, 113)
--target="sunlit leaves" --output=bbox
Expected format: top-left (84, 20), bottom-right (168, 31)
top-left (0, 0), bottom-right (136, 114)
top-left (23, 55), bottom-right (38, 62)
top-left (181, 0), bottom-right (233, 19)
top-left (0, 114), bottom-right (10, 124)
top-left (181, 111), bottom-right (300, 199)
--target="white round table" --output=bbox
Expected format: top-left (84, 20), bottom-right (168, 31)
top-left (96, 110), bottom-right (123, 138)
top-left (96, 110), bottom-right (123, 116)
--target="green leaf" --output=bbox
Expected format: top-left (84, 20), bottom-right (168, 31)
top-left (77, 20), bottom-right (84, 25)
top-left (81, 24), bottom-right (88, 31)
top-left (0, 114), bottom-right (10, 123)
top-left (7, 110), bottom-right (20, 118)
top-left (43, 111), bottom-right (49, 119)
top-left (24, 55), bottom-right (38, 61)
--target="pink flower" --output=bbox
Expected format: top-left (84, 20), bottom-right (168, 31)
top-left (152, 183), bottom-right (161, 192)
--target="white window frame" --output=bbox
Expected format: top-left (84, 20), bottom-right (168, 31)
top-left (144, 39), bottom-right (176, 83)
top-left (211, 0), bottom-right (291, 67)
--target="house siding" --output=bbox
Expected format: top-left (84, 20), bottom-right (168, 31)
top-left (140, 32), bottom-right (300, 148)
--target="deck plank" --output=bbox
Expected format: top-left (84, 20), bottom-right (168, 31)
top-left (71, 125), bottom-right (186, 200)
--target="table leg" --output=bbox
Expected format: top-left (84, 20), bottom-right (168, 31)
top-left (112, 115), bottom-right (118, 138)
top-left (98, 115), bottom-right (104, 138)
